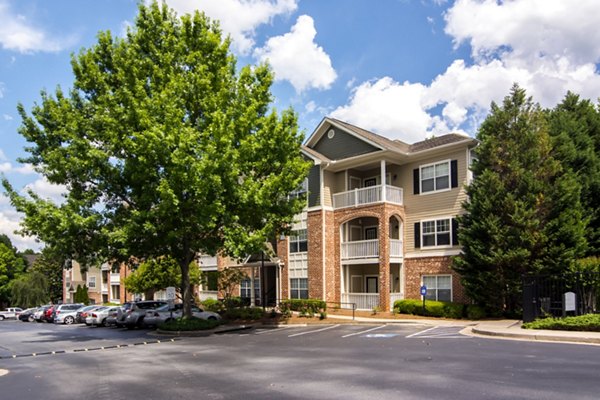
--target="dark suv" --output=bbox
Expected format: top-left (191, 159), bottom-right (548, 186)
top-left (122, 301), bottom-right (167, 329)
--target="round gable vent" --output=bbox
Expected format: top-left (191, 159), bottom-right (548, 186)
top-left (327, 129), bottom-right (335, 139)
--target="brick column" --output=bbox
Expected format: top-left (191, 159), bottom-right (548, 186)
top-left (277, 237), bottom-right (289, 299)
top-left (378, 209), bottom-right (391, 311)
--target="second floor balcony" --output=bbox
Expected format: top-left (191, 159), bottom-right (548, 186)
top-left (333, 185), bottom-right (403, 209)
top-left (341, 239), bottom-right (403, 261)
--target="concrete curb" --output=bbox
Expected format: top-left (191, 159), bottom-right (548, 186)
top-left (471, 327), bottom-right (600, 345)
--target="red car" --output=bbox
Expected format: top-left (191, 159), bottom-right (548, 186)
top-left (42, 305), bottom-right (55, 323)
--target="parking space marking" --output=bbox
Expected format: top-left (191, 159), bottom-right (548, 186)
top-left (288, 324), bottom-right (340, 337)
top-left (406, 326), bottom-right (469, 339)
top-left (254, 326), bottom-right (298, 335)
top-left (341, 325), bottom-right (386, 338)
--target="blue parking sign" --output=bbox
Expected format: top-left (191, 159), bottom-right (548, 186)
top-left (420, 285), bottom-right (427, 296)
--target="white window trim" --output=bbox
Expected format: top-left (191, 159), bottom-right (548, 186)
top-left (421, 274), bottom-right (453, 302)
top-left (289, 229), bottom-right (308, 254)
top-left (88, 276), bottom-right (97, 289)
top-left (420, 217), bottom-right (453, 249)
top-left (289, 277), bottom-right (309, 299)
top-left (365, 275), bottom-right (379, 294)
top-left (419, 159), bottom-right (451, 195)
top-left (349, 176), bottom-right (361, 190)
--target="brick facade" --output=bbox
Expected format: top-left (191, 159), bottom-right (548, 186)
top-left (277, 237), bottom-right (289, 299)
top-left (404, 256), bottom-right (468, 303)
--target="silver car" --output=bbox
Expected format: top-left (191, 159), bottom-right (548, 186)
top-left (54, 306), bottom-right (85, 325)
top-left (143, 304), bottom-right (221, 327)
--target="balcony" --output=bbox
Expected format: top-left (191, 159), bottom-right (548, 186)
top-left (333, 185), bottom-right (403, 209)
top-left (341, 239), bottom-right (403, 261)
top-left (198, 255), bottom-right (218, 269)
top-left (110, 273), bottom-right (121, 284)
top-left (101, 283), bottom-right (108, 293)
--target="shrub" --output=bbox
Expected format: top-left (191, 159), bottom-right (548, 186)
top-left (159, 317), bottom-right (221, 331)
top-left (394, 299), bottom-right (467, 319)
top-left (466, 304), bottom-right (486, 320)
top-left (225, 307), bottom-right (264, 321)
top-left (280, 299), bottom-right (327, 317)
top-left (522, 314), bottom-right (600, 331)
top-left (202, 298), bottom-right (223, 313)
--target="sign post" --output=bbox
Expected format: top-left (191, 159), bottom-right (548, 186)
top-left (166, 286), bottom-right (176, 320)
top-left (420, 285), bottom-right (427, 314)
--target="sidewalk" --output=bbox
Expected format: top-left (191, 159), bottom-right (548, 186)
top-left (326, 314), bottom-right (600, 345)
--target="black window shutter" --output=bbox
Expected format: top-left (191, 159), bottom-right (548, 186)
top-left (413, 168), bottom-right (420, 194)
top-left (452, 218), bottom-right (459, 246)
top-left (414, 222), bottom-right (421, 248)
top-left (451, 160), bottom-right (458, 188)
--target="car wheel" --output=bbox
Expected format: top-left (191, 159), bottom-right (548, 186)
top-left (28, 315), bottom-right (34, 322)
top-left (0, 315), bottom-right (5, 321)
top-left (136, 317), bottom-right (145, 328)
top-left (101, 318), bottom-right (109, 327)
top-left (64, 316), bottom-right (74, 325)
top-left (208, 316), bottom-right (217, 321)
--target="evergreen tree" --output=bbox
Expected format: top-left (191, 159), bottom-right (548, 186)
top-left (547, 92), bottom-right (600, 256)
top-left (453, 85), bottom-right (587, 315)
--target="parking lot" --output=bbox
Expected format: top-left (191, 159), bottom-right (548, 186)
top-left (2, 319), bottom-right (600, 400)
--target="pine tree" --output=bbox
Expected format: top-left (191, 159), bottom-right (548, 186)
top-left (453, 85), bottom-right (587, 315)
top-left (547, 93), bottom-right (600, 256)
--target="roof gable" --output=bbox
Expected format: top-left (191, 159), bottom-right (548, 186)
top-left (311, 124), bottom-right (381, 161)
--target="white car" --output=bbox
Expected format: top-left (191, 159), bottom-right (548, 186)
top-left (143, 304), bottom-right (221, 327)
top-left (54, 308), bottom-right (82, 325)
top-left (86, 306), bottom-right (120, 327)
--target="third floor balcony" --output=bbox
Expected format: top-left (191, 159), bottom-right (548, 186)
top-left (333, 184), bottom-right (403, 209)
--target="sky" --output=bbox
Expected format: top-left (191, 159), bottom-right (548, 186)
top-left (1, 0), bottom-right (600, 251)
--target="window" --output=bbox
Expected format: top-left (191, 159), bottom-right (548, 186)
top-left (240, 278), bottom-right (260, 299)
top-left (289, 178), bottom-right (308, 201)
top-left (289, 229), bottom-right (308, 253)
top-left (88, 276), bottom-right (96, 289)
top-left (421, 161), bottom-right (450, 193)
top-left (290, 278), bottom-right (308, 299)
top-left (203, 271), bottom-right (218, 291)
top-left (421, 218), bottom-right (451, 247)
top-left (422, 275), bottom-right (452, 302)
top-left (111, 285), bottom-right (120, 300)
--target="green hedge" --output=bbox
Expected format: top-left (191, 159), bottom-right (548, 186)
top-left (522, 314), bottom-right (600, 331)
top-left (159, 317), bottom-right (222, 331)
top-left (201, 298), bottom-right (224, 313)
top-left (280, 299), bottom-right (327, 317)
top-left (393, 300), bottom-right (486, 320)
top-left (225, 307), bottom-right (264, 321)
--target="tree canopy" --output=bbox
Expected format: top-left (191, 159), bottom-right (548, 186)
top-left (2, 1), bottom-right (309, 316)
top-left (453, 85), bottom-right (587, 316)
top-left (0, 241), bottom-right (26, 308)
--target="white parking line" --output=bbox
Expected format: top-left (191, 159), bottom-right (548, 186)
top-left (341, 325), bottom-right (386, 338)
top-left (288, 325), bottom-right (340, 337)
top-left (405, 326), bottom-right (438, 338)
top-left (254, 325), bottom-right (298, 335)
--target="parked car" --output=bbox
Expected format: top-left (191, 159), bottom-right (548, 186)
top-left (143, 304), bottom-right (221, 327)
top-left (113, 302), bottom-right (135, 328)
top-left (34, 305), bottom-right (52, 322)
top-left (85, 306), bottom-right (120, 327)
top-left (51, 303), bottom-right (84, 323)
top-left (123, 301), bottom-right (167, 329)
top-left (82, 306), bottom-right (106, 326)
top-left (76, 305), bottom-right (100, 323)
top-left (104, 307), bottom-right (122, 327)
top-left (41, 305), bottom-right (55, 323)
top-left (0, 307), bottom-right (23, 320)
top-left (18, 308), bottom-right (38, 322)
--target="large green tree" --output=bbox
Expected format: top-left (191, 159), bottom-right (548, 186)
top-left (2, 2), bottom-right (308, 317)
top-left (453, 85), bottom-right (587, 315)
top-left (30, 249), bottom-right (66, 303)
top-left (10, 271), bottom-right (49, 308)
top-left (547, 92), bottom-right (600, 256)
top-left (0, 241), bottom-right (26, 308)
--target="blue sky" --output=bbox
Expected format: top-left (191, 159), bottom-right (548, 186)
top-left (1, 0), bottom-right (600, 250)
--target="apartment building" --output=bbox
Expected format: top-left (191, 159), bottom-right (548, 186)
top-left (275, 117), bottom-right (478, 311)
top-left (62, 261), bottom-right (135, 305)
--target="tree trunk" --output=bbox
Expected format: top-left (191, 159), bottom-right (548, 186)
top-left (180, 256), bottom-right (193, 319)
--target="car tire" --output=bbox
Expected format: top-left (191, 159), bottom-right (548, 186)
top-left (136, 317), bottom-right (145, 328)
top-left (64, 316), bottom-right (74, 325)
top-left (0, 315), bottom-right (5, 321)
top-left (28, 315), bottom-right (34, 322)
top-left (208, 316), bottom-right (217, 321)
top-left (101, 318), bottom-right (109, 327)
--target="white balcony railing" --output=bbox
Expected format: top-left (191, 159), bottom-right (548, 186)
top-left (333, 185), bottom-right (403, 209)
top-left (101, 283), bottom-right (108, 293)
top-left (390, 239), bottom-right (403, 257)
top-left (341, 293), bottom-right (380, 310)
top-left (198, 255), bottom-right (218, 269)
top-left (341, 239), bottom-right (379, 259)
top-left (390, 292), bottom-right (404, 309)
top-left (110, 273), bottom-right (121, 284)
top-left (198, 290), bottom-right (219, 302)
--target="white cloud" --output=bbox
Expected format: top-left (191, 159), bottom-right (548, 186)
top-left (254, 15), bottom-right (336, 92)
top-left (0, 0), bottom-right (72, 53)
top-left (0, 162), bottom-right (36, 175)
top-left (305, 101), bottom-right (316, 113)
top-left (0, 148), bottom-right (6, 161)
top-left (0, 205), bottom-right (40, 252)
top-left (331, 0), bottom-right (600, 141)
top-left (2, 114), bottom-right (12, 120)
top-left (165, 0), bottom-right (297, 54)
top-left (24, 177), bottom-right (67, 204)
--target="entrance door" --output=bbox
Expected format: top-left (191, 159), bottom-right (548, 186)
top-left (366, 276), bottom-right (379, 293)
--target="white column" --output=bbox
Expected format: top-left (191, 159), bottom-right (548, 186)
top-left (250, 267), bottom-right (255, 307)
top-left (380, 160), bottom-right (386, 202)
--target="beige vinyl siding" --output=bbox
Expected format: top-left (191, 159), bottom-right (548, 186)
top-left (400, 148), bottom-right (468, 253)
top-left (322, 170), bottom-right (335, 207)
top-left (388, 164), bottom-right (402, 187)
top-left (333, 170), bottom-right (346, 194)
